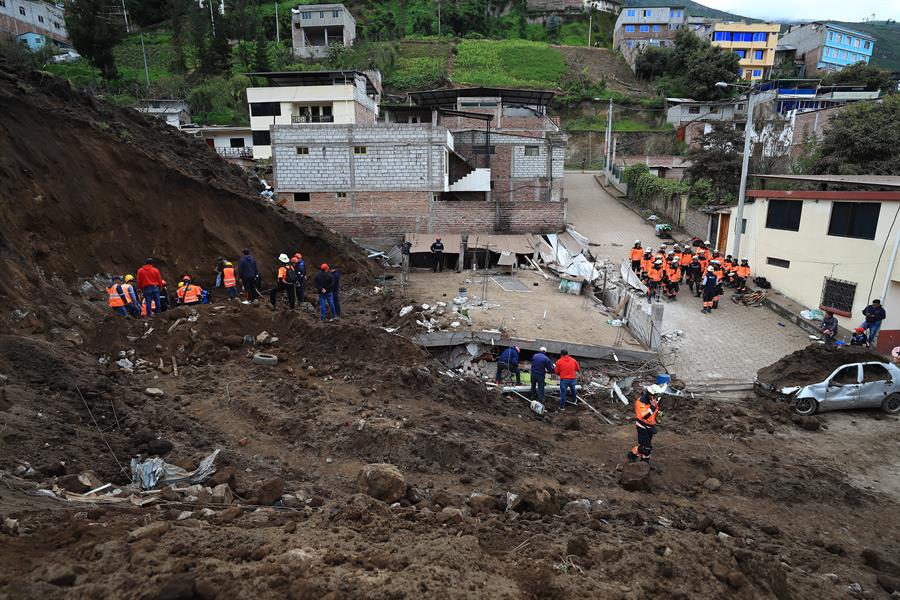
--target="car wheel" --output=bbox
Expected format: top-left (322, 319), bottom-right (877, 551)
top-left (794, 397), bottom-right (818, 416)
top-left (882, 393), bottom-right (900, 414)
top-left (252, 352), bottom-right (278, 367)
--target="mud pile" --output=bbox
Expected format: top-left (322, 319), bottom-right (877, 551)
top-left (756, 344), bottom-right (886, 388)
top-left (0, 59), bottom-right (370, 327)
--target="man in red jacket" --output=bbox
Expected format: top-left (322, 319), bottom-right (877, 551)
top-left (136, 258), bottom-right (163, 317)
top-left (554, 350), bottom-right (580, 411)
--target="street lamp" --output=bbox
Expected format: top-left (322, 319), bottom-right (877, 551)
top-left (715, 80), bottom-right (759, 260)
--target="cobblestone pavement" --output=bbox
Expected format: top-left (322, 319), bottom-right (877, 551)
top-left (565, 172), bottom-right (809, 383)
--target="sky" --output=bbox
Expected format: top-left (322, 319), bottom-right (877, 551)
top-left (695, 0), bottom-right (899, 22)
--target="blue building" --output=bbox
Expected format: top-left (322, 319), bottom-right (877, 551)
top-left (16, 32), bottom-right (47, 51)
top-left (779, 22), bottom-right (875, 75)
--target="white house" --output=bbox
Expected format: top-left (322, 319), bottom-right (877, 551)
top-left (135, 99), bottom-right (192, 129)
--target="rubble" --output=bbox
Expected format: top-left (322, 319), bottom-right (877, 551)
top-left (357, 464), bottom-right (406, 503)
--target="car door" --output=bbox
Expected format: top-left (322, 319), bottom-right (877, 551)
top-left (823, 365), bottom-right (861, 410)
top-left (857, 363), bottom-right (894, 408)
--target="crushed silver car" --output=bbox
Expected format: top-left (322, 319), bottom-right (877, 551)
top-left (788, 361), bottom-right (900, 416)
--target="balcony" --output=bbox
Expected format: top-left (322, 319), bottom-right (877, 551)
top-left (216, 147), bottom-right (253, 159)
top-left (291, 115), bottom-right (335, 123)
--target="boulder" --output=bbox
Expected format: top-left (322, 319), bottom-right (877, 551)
top-left (703, 478), bottom-right (722, 491)
top-left (437, 507), bottom-right (464, 525)
top-left (619, 462), bottom-right (653, 492)
top-left (56, 474), bottom-right (90, 494)
top-left (127, 521), bottom-right (170, 542)
top-left (211, 484), bottom-right (233, 505)
top-left (210, 465), bottom-right (237, 487)
top-left (467, 493), bottom-right (498, 514)
top-left (251, 478), bottom-right (285, 506)
top-left (145, 387), bottom-right (165, 397)
top-left (356, 464), bottom-right (406, 503)
top-left (511, 487), bottom-right (560, 515)
top-left (432, 490), bottom-right (461, 508)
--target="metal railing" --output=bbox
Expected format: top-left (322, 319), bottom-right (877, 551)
top-left (215, 147), bottom-right (253, 159)
top-left (291, 115), bottom-right (335, 123)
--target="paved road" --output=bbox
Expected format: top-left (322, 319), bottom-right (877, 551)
top-left (565, 172), bottom-right (809, 384)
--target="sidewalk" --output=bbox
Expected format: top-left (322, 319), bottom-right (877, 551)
top-left (565, 172), bottom-right (809, 383)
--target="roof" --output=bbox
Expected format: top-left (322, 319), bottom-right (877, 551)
top-left (245, 70), bottom-right (378, 95)
top-left (183, 125), bottom-right (251, 135)
top-left (752, 174), bottom-right (900, 189)
top-left (823, 23), bottom-right (875, 40)
top-left (409, 87), bottom-right (555, 108)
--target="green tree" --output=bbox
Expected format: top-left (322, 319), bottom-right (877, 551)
top-left (64, 0), bottom-right (126, 79)
top-left (635, 45), bottom-right (669, 80)
top-left (634, 31), bottom-right (739, 101)
top-left (811, 95), bottom-right (900, 175)
top-left (546, 14), bottom-right (562, 44)
top-left (686, 124), bottom-right (744, 200)
top-left (253, 33), bottom-right (270, 72)
top-left (821, 63), bottom-right (895, 93)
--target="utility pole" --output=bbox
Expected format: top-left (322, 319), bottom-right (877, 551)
top-left (724, 83), bottom-right (756, 260)
top-left (605, 98), bottom-right (613, 169)
top-left (140, 32), bottom-right (150, 92)
top-left (275, 2), bottom-right (280, 43)
top-left (587, 10), bottom-right (592, 47)
top-left (119, 0), bottom-right (131, 33)
top-left (437, 0), bottom-right (441, 38)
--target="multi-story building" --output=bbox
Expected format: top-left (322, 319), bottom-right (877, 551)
top-left (290, 3), bottom-right (356, 59)
top-left (779, 23), bottom-right (875, 76)
top-left (613, 4), bottom-right (687, 68)
top-left (664, 97), bottom-right (747, 145)
top-left (183, 125), bottom-right (254, 166)
top-left (0, 0), bottom-right (68, 49)
top-left (245, 70), bottom-right (380, 159)
top-left (710, 22), bottom-right (780, 81)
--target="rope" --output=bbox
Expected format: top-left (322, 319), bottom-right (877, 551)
top-left (75, 385), bottom-right (131, 482)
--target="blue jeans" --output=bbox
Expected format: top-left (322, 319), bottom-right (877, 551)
top-left (559, 379), bottom-right (577, 408)
top-left (531, 375), bottom-right (545, 402)
top-left (862, 320), bottom-right (882, 345)
top-left (319, 292), bottom-right (336, 320)
top-left (143, 286), bottom-right (160, 315)
top-left (113, 306), bottom-right (128, 317)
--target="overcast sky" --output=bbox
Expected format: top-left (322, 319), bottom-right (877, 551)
top-left (695, 0), bottom-right (898, 22)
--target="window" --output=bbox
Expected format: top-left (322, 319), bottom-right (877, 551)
top-left (737, 103), bottom-right (746, 110)
top-left (734, 49), bottom-right (746, 58)
top-left (714, 31), bottom-right (730, 41)
top-left (626, 40), bottom-right (635, 48)
top-left (765, 199), bottom-right (802, 231)
top-left (332, 10), bottom-right (339, 17)
top-left (293, 193), bottom-right (310, 202)
top-left (841, 50), bottom-right (848, 59)
top-left (38, 15), bottom-right (44, 23)
top-left (688, 106), bottom-right (701, 114)
top-left (625, 25), bottom-right (635, 33)
top-left (821, 277), bottom-right (856, 315)
top-left (319, 11), bottom-right (324, 17)
top-left (626, 9), bottom-right (636, 16)
top-left (336, 192), bottom-right (347, 198)
top-left (151, 101), bottom-right (161, 108)
top-left (754, 50), bottom-right (764, 60)
top-left (670, 8), bottom-right (682, 17)
top-left (643, 9), bottom-right (651, 16)
top-left (296, 146), bottom-right (309, 155)
top-left (709, 106), bottom-right (719, 114)
top-left (250, 102), bottom-right (281, 117)
top-left (229, 138), bottom-right (245, 148)
top-left (752, 32), bottom-right (767, 42)
top-left (53, 21), bottom-right (60, 28)
top-left (524, 145), bottom-right (539, 156)
top-left (301, 11), bottom-right (311, 19)
top-left (19, 6), bottom-right (26, 15)
top-left (864, 41), bottom-right (871, 50)
top-left (828, 202), bottom-right (880, 240)
top-left (863, 363), bottom-right (891, 382)
top-left (753, 69), bottom-right (763, 77)
top-left (639, 25), bottom-right (649, 32)
top-left (832, 365), bottom-right (858, 385)
top-left (652, 25), bottom-right (660, 32)
top-left (251, 130), bottom-right (271, 146)
top-left (766, 257), bottom-right (791, 268)
top-left (854, 38), bottom-right (861, 47)
top-left (353, 146), bottom-right (367, 155)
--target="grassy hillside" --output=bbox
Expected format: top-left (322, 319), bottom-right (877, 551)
top-left (453, 40), bottom-right (567, 88)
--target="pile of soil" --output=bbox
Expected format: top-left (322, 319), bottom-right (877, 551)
top-left (756, 344), bottom-right (886, 388)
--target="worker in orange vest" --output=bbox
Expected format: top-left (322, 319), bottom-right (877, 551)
top-left (734, 258), bottom-right (751, 294)
top-left (176, 276), bottom-right (203, 305)
top-left (222, 261), bottom-right (238, 300)
top-left (697, 249), bottom-right (709, 273)
top-left (629, 241), bottom-right (643, 273)
top-left (664, 256), bottom-right (681, 300)
top-left (679, 247), bottom-right (692, 267)
top-left (106, 276), bottom-right (132, 317)
top-left (627, 384), bottom-right (662, 463)
top-left (646, 258), bottom-right (665, 302)
top-left (640, 248), bottom-right (654, 280)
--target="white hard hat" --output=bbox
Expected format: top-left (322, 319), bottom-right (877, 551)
top-left (645, 247), bottom-right (652, 252)
top-left (741, 257), bottom-right (749, 261)
top-left (278, 253), bottom-right (290, 263)
top-left (539, 346), bottom-right (547, 352)
top-left (646, 384), bottom-right (664, 395)
top-left (707, 266), bottom-right (714, 272)
top-left (654, 258), bottom-right (663, 264)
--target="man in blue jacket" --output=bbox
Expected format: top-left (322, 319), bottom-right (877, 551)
top-left (495, 345), bottom-right (521, 385)
top-left (861, 299), bottom-right (886, 346)
top-left (237, 248), bottom-right (260, 302)
top-left (530, 346), bottom-right (553, 402)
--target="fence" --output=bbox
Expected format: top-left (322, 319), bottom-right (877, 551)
top-left (601, 282), bottom-right (663, 352)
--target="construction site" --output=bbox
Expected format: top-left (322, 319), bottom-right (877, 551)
top-left (1, 59), bottom-right (900, 600)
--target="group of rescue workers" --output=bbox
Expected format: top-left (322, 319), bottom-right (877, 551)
top-left (629, 238), bottom-right (752, 313)
top-left (106, 249), bottom-right (342, 322)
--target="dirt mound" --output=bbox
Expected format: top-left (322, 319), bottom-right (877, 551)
top-left (0, 60), bottom-right (371, 327)
top-left (756, 344), bottom-right (886, 388)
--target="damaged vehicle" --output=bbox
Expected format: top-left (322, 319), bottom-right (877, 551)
top-left (789, 361), bottom-right (900, 416)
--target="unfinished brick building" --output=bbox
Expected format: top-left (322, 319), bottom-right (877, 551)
top-left (270, 86), bottom-right (566, 240)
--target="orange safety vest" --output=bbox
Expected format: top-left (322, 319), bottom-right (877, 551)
top-left (140, 300), bottom-right (158, 316)
top-left (679, 252), bottom-right (692, 266)
top-left (648, 267), bottom-right (664, 282)
top-left (635, 396), bottom-right (658, 427)
top-left (697, 253), bottom-right (709, 272)
top-left (714, 268), bottom-right (725, 282)
top-left (630, 247), bottom-right (644, 261)
top-left (736, 265), bottom-right (751, 278)
top-left (665, 265), bottom-right (681, 282)
top-left (640, 256), bottom-right (653, 272)
top-left (107, 285), bottom-right (129, 308)
top-left (178, 284), bottom-right (202, 304)
top-left (222, 267), bottom-right (236, 288)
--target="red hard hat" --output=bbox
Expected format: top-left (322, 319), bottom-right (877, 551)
top-left (321, 263), bottom-right (329, 270)
top-left (855, 327), bottom-right (865, 333)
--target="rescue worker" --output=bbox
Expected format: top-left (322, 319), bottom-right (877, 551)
top-left (530, 346), bottom-right (553, 403)
top-left (122, 275), bottom-right (141, 317)
top-left (629, 241), bottom-right (643, 273)
top-left (664, 256), bottom-right (681, 300)
top-left (711, 260), bottom-right (725, 309)
top-left (735, 258), bottom-right (751, 293)
top-left (292, 252), bottom-right (306, 304)
top-left (701, 266), bottom-right (718, 314)
top-left (627, 385), bottom-right (662, 463)
top-left (646, 258), bottom-right (665, 301)
top-left (679, 246), bottom-right (692, 268)
top-left (400, 241), bottom-right (412, 284)
top-left (697, 248), bottom-right (709, 273)
top-left (554, 349), bottom-right (580, 411)
top-left (640, 248), bottom-right (654, 280)
top-left (214, 257), bottom-right (226, 288)
top-left (136, 258), bottom-right (163, 317)
top-left (850, 327), bottom-right (869, 347)
top-left (314, 263), bottom-right (336, 321)
top-left (238, 248), bottom-right (260, 302)
top-left (430, 237), bottom-right (444, 273)
top-left (686, 255), bottom-right (702, 296)
top-left (495, 345), bottom-right (521, 386)
top-left (176, 276), bottom-right (203, 305)
top-left (107, 276), bottom-right (132, 317)
top-left (270, 254), bottom-right (297, 310)
top-left (222, 261), bottom-right (237, 300)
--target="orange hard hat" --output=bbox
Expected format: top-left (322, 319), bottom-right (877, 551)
top-left (320, 263), bottom-right (329, 271)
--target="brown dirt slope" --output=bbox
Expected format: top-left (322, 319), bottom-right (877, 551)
top-left (0, 60), bottom-right (370, 320)
top-left (556, 46), bottom-right (648, 93)
top-left (757, 344), bottom-right (886, 388)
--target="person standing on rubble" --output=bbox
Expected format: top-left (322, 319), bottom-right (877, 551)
top-left (137, 258), bottom-right (163, 317)
top-left (292, 253), bottom-right (306, 304)
top-left (270, 254), bottom-right (297, 310)
top-left (238, 248), bottom-right (260, 302)
top-left (861, 299), bottom-right (886, 346)
top-left (221, 261), bottom-right (238, 300)
top-left (431, 237), bottom-right (444, 273)
top-left (495, 345), bottom-right (521, 386)
top-left (122, 275), bottom-right (141, 317)
top-left (315, 263), bottom-right (337, 321)
top-left (554, 350), bottom-right (580, 411)
top-left (214, 257), bottom-right (226, 288)
top-left (400, 241), bottom-right (412, 284)
top-left (106, 275), bottom-right (132, 317)
top-left (627, 384), bottom-right (662, 463)
top-left (530, 346), bottom-right (552, 403)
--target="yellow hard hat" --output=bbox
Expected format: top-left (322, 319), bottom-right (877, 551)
top-left (225, 261), bottom-right (233, 267)
top-left (178, 281), bottom-right (185, 288)
top-left (124, 274), bottom-right (134, 282)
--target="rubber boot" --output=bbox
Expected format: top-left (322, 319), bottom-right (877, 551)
top-left (712, 300), bottom-right (719, 309)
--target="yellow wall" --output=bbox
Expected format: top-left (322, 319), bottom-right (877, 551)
top-left (727, 197), bottom-right (900, 332)
top-left (711, 23), bottom-right (780, 80)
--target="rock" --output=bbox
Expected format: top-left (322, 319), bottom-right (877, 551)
top-left (467, 493), bottom-right (498, 514)
top-left (356, 463), bottom-right (405, 503)
top-left (283, 521), bottom-right (297, 533)
top-left (176, 511), bottom-right (193, 521)
top-left (281, 494), bottom-right (301, 508)
top-left (717, 531), bottom-right (733, 543)
top-left (696, 515), bottom-right (714, 531)
top-left (437, 507), bottom-right (464, 525)
top-left (563, 499), bottom-right (592, 515)
top-left (222, 335), bottom-right (244, 348)
top-left (432, 490), bottom-right (461, 508)
top-left (56, 473), bottom-right (90, 494)
top-left (711, 563), bottom-right (730, 581)
top-left (726, 571), bottom-right (746, 589)
top-left (145, 387), bottom-right (165, 396)
top-left (127, 521), bottom-right (170, 542)
top-left (619, 462), bottom-right (653, 492)
top-left (848, 582), bottom-right (863, 594)
top-left (210, 465), bottom-right (237, 487)
top-left (142, 438), bottom-right (174, 456)
top-left (211, 484), bottom-right (233, 505)
top-left (511, 487), bottom-right (560, 515)
top-left (405, 486), bottom-right (424, 505)
top-left (154, 574), bottom-right (196, 600)
top-left (251, 478), bottom-right (285, 506)
top-left (47, 568), bottom-right (77, 587)
top-left (308, 495), bottom-right (325, 508)
top-left (217, 506), bottom-right (242, 522)
top-left (117, 358), bottom-right (134, 370)
top-left (703, 477), bottom-right (722, 491)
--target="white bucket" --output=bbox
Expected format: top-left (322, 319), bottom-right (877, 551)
top-left (530, 400), bottom-right (545, 415)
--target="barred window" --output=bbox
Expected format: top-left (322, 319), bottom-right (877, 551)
top-left (820, 277), bottom-right (856, 315)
